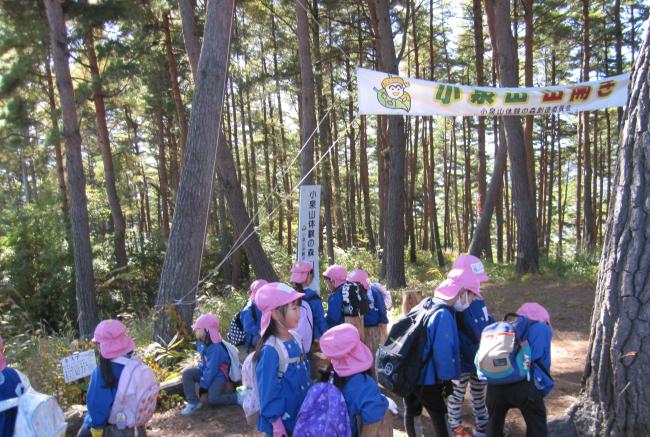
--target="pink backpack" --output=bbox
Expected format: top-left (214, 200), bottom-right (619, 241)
top-left (109, 356), bottom-right (159, 433)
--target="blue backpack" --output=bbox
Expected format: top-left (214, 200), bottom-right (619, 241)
top-left (293, 376), bottom-right (352, 437)
top-left (476, 314), bottom-right (533, 384)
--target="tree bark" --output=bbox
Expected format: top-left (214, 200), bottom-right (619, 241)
top-left (43, 0), bottom-right (98, 339)
top-left (156, 109), bottom-right (170, 237)
top-left (573, 23), bottom-right (650, 436)
top-left (473, 0), bottom-right (487, 220)
top-left (155, 0), bottom-right (237, 341)
top-left (177, 0), bottom-right (201, 78)
top-left (372, 0), bottom-right (406, 288)
top-left (487, 0), bottom-right (539, 274)
top-left (295, 0), bottom-right (316, 186)
top-left (84, 29), bottom-right (128, 268)
top-left (582, 0), bottom-right (596, 254)
top-left (522, 0), bottom-right (536, 204)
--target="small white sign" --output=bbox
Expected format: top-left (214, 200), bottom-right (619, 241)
top-left (61, 350), bottom-right (97, 383)
top-left (296, 185), bottom-right (321, 293)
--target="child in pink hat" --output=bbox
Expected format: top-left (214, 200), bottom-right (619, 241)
top-left (238, 279), bottom-right (268, 350)
top-left (290, 261), bottom-right (328, 352)
top-left (0, 336), bottom-right (22, 436)
top-left (253, 282), bottom-right (312, 436)
top-left (404, 271), bottom-right (468, 437)
top-left (79, 319), bottom-right (137, 436)
top-left (444, 265), bottom-right (495, 437)
top-left (320, 323), bottom-right (388, 436)
top-left (181, 313), bottom-right (238, 415)
top-left (324, 265), bottom-right (368, 330)
top-left (486, 303), bottom-right (553, 436)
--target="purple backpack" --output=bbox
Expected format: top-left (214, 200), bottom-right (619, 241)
top-left (293, 378), bottom-right (352, 437)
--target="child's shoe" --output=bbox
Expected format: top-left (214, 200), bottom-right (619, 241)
top-left (180, 401), bottom-right (203, 416)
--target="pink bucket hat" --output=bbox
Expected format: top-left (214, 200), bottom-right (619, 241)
top-left (192, 313), bottom-right (223, 343)
top-left (0, 337), bottom-right (6, 371)
top-left (434, 268), bottom-right (481, 300)
top-left (347, 268), bottom-right (370, 290)
top-left (452, 255), bottom-right (490, 282)
top-left (517, 303), bottom-right (551, 327)
top-left (92, 320), bottom-right (135, 360)
top-left (255, 282), bottom-right (304, 336)
top-left (249, 279), bottom-right (268, 300)
top-left (290, 261), bottom-right (313, 284)
top-left (323, 265), bottom-right (348, 288)
top-left (320, 323), bottom-right (373, 377)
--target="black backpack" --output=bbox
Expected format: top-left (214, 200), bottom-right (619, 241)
top-left (227, 303), bottom-right (259, 346)
top-left (375, 297), bottom-right (449, 397)
top-left (340, 282), bottom-right (369, 317)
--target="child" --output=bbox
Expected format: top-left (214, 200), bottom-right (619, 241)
top-left (319, 323), bottom-right (389, 437)
top-left (241, 279), bottom-right (267, 349)
top-left (446, 256), bottom-right (493, 437)
top-left (290, 261), bottom-right (328, 351)
top-left (323, 264), bottom-right (349, 329)
top-left (347, 269), bottom-right (389, 360)
top-left (413, 269), bottom-right (477, 437)
top-left (181, 313), bottom-right (238, 415)
top-left (486, 303), bottom-right (553, 437)
top-left (0, 337), bottom-right (21, 436)
top-left (78, 320), bottom-right (138, 437)
top-left (254, 282), bottom-right (312, 436)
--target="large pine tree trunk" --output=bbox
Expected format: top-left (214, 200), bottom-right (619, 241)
top-left (177, 0), bottom-right (201, 78)
top-left (372, 0), bottom-right (406, 288)
top-left (84, 30), bottom-right (128, 268)
top-left (296, 0), bottom-right (316, 186)
top-left (155, 0), bottom-right (237, 342)
top-left (572, 23), bottom-right (650, 436)
top-left (43, 0), bottom-right (98, 339)
top-left (487, 0), bottom-right (539, 274)
top-left (175, 0), bottom-right (278, 284)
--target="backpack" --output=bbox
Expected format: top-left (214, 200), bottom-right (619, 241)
top-left (239, 333), bottom-right (305, 424)
top-left (0, 369), bottom-right (66, 437)
top-left (375, 297), bottom-right (448, 397)
top-left (227, 312), bottom-right (246, 346)
top-left (293, 375), bottom-right (352, 437)
top-left (108, 356), bottom-right (159, 431)
top-left (340, 282), bottom-right (369, 317)
top-left (220, 341), bottom-right (242, 383)
top-left (295, 300), bottom-right (314, 352)
top-left (475, 314), bottom-right (533, 385)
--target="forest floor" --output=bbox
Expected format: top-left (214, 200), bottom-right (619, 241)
top-left (140, 277), bottom-right (594, 436)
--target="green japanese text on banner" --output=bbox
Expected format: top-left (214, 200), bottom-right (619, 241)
top-left (357, 67), bottom-right (629, 117)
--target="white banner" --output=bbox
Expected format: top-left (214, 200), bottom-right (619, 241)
top-left (296, 185), bottom-right (321, 293)
top-left (61, 350), bottom-right (97, 383)
top-left (357, 67), bottom-right (629, 117)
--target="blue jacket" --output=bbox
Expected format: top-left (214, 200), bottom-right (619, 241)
top-left (197, 341), bottom-right (230, 389)
top-left (303, 288), bottom-right (328, 340)
top-left (341, 373), bottom-right (388, 437)
top-left (83, 360), bottom-right (126, 428)
top-left (0, 367), bottom-right (21, 437)
top-left (255, 337), bottom-right (312, 436)
top-left (528, 321), bottom-right (553, 396)
top-left (326, 286), bottom-right (345, 329)
top-left (241, 300), bottom-right (262, 347)
top-left (363, 286), bottom-right (389, 327)
top-left (419, 303), bottom-right (461, 385)
top-left (457, 299), bottom-right (495, 373)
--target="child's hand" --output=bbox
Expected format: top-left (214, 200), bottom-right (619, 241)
top-left (90, 429), bottom-right (103, 437)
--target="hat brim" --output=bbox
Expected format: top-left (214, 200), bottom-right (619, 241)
top-left (434, 280), bottom-right (463, 299)
top-left (290, 271), bottom-right (309, 284)
top-left (330, 341), bottom-right (374, 377)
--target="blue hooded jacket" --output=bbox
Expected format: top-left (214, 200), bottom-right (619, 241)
top-left (196, 341), bottom-right (230, 389)
top-left (363, 286), bottom-right (389, 327)
top-left (302, 288), bottom-right (329, 340)
top-left (341, 373), bottom-right (388, 437)
top-left (83, 360), bottom-right (126, 428)
top-left (241, 300), bottom-right (262, 347)
top-left (0, 367), bottom-right (21, 436)
top-left (419, 303), bottom-right (461, 385)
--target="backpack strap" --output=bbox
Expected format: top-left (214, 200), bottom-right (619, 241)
top-left (266, 335), bottom-right (304, 378)
top-left (0, 397), bottom-right (18, 413)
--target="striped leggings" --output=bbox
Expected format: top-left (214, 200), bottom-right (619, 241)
top-left (446, 372), bottom-right (489, 430)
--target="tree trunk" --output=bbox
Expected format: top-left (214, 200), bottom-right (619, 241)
top-left (473, 0), bottom-right (487, 218)
top-left (372, 0), bottom-right (406, 288)
top-left (43, 0), bottom-right (98, 339)
top-left (84, 29), bottom-right (128, 268)
top-left (486, 0), bottom-right (539, 274)
top-left (311, 0), bottom-right (335, 263)
top-left (177, 0), bottom-right (201, 78)
top-left (573, 24), bottom-right (650, 436)
top-left (155, 0), bottom-right (237, 341)
top-left (163, 12), bottom-right (189, 162)
top-left (522, 0), bottom-right (536, 204)
top-left (45, 51), bottom-right (69, 219)
top-left (295, 0), bottom-right (316, 186)
top-left (360, 116), bottom-right (376, 253)
top-left (582, 0), bottom-right (596, 254)
top-left (157, 109), bottom-right (170, 237)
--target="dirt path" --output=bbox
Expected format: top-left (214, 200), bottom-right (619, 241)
top-left (144, 278), bottom-right (595, 436)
